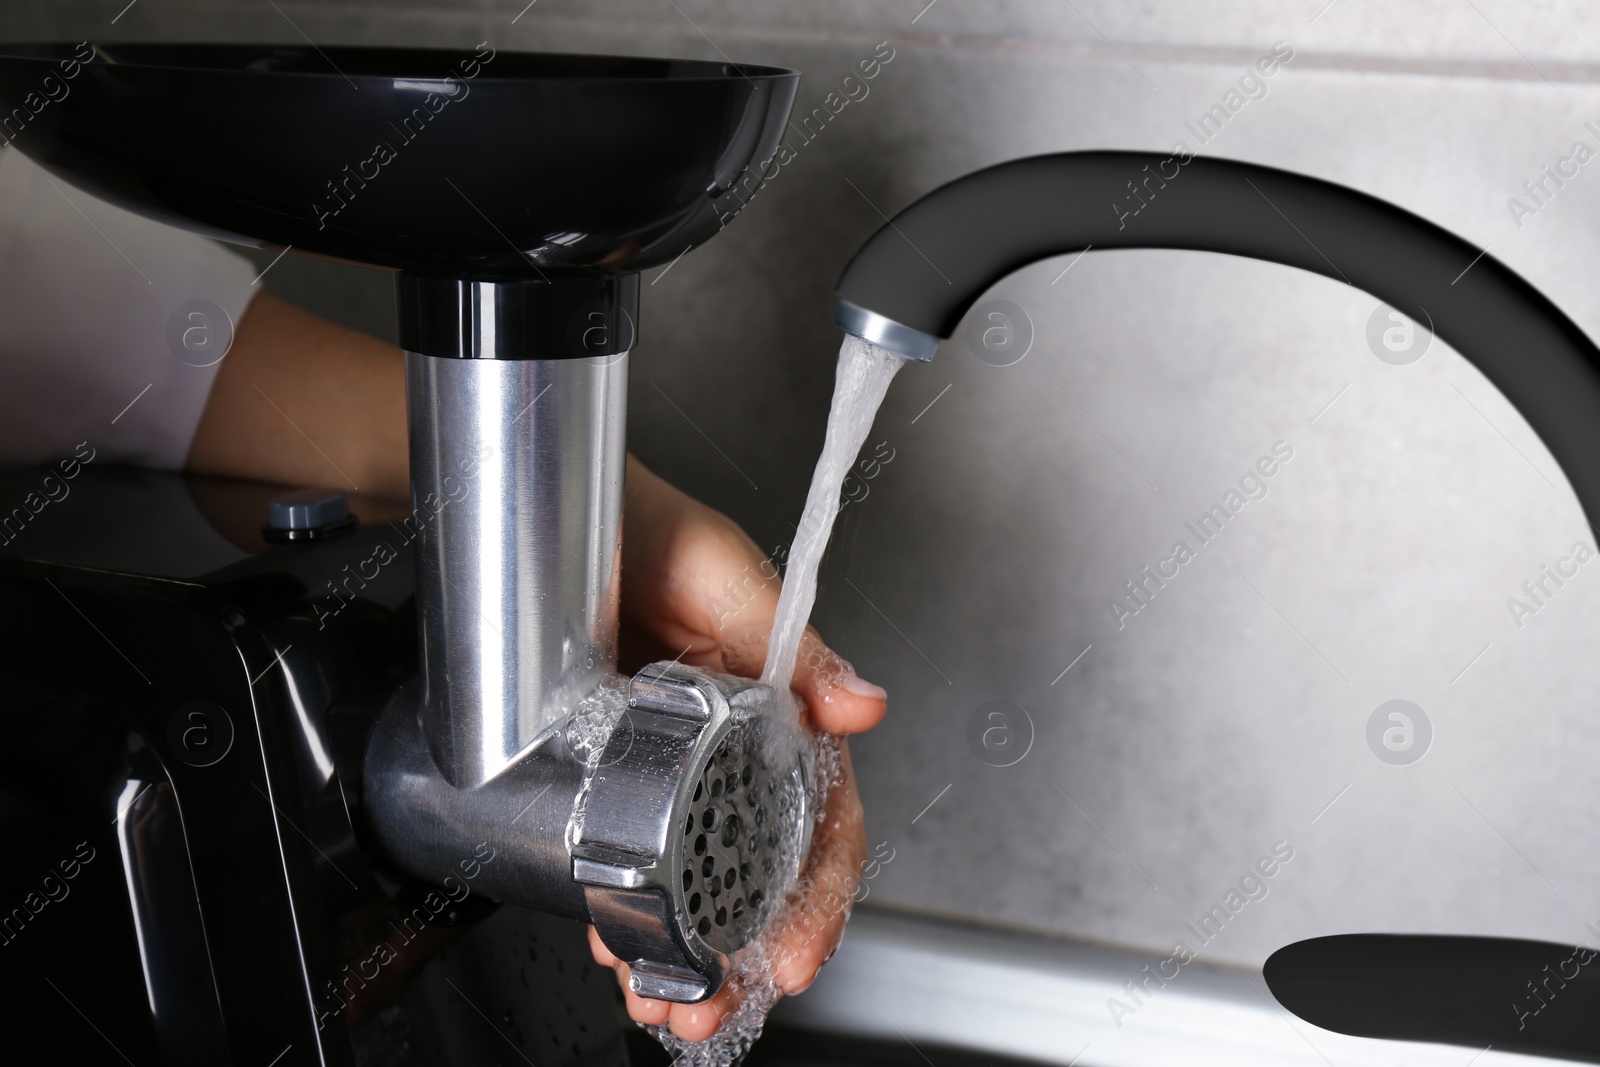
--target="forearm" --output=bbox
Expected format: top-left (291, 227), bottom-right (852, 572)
top-left (185, 302), bottom-right (693, 519)
top-left (186, 291), bottom-right (410, 501)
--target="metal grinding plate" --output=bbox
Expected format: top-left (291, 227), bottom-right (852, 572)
top-left (570, 662), bottom-right (809, 1003)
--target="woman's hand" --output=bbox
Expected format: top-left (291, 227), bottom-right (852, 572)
top-left (592, 456), bottom-right (889, 1042)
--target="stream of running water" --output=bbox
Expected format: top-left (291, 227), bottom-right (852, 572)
top-left (648, 334), bottom-right (908, 1065)
top-left (761, 335), bottom-right (908, 693)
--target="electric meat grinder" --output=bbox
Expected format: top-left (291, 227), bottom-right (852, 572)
top-left (0, 41), bottom-right (801, 1065)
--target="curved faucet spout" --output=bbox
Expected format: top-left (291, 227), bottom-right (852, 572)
top-left (833, 150), bottom-right (1600, 522)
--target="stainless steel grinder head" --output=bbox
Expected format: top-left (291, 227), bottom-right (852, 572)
top-left (571, 662), bottom-right (812, 1003)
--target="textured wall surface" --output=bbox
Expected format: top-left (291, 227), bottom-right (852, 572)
top-left (10, 1), bottom-right (1600, 968)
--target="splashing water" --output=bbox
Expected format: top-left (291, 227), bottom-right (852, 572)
top-left (646, 336), bottom-right (908, 1065)
top-left (646, 688), bottom-right (842, 1066)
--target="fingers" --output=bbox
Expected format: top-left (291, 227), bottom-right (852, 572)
top-left (769, 879), bottom-right (853, 995)
top-left (588, 751), bottom-right (868, 1042)
top-left (656, 762), bottom-right (863, 1039)
top-left (771, 745), bottom-right (867, 994)
top-left (586, 924), bottom-right (617, 968)
top-left (717, 625), bottom-right (886, 737)
top-left (667, 986), bottom-right (739, 1042)
top-left (621, 456), bottom-right (888, 737)
top-left (789, 627), bottom-right (888, 737)
top-left (590, 927), bottom-right (674, 1027)
top-left (592, 921), bottom-right (736, 1036)
top-left (622, 973), bottom-right (672, 1027)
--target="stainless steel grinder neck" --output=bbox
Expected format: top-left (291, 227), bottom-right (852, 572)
top-left (398, 273), bottom-right (635, 789)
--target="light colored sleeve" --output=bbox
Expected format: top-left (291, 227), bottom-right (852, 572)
top-left (0, 147), bottom-right (259, 469)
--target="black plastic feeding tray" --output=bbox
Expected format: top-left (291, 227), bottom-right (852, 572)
top-left (0, 42), bottom-right (797, 279)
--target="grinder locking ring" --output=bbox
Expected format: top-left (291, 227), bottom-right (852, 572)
top-left (571, 661), bottom-right (812, 1003)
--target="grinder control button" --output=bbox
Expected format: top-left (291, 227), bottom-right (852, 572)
top-left (263, 487), bottom-right (356, 542)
